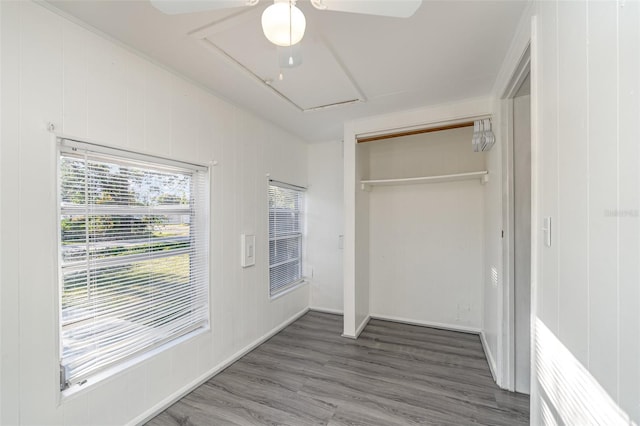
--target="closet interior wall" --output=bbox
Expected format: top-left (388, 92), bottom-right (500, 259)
top-left (363, 127), bottom-right (487, 331)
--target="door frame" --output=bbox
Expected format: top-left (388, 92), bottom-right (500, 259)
top-left (500, 46), bottom-right (531, 392)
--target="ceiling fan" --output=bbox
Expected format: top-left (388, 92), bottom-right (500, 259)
top-left (150, 0), bottom-right (422, 49)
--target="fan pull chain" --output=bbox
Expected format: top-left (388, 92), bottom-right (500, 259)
top-left (289, 0), bottom-right (294, 66)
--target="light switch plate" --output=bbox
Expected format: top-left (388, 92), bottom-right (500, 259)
top-left (241, 234), bottom-right (256, 267)
top-left (543, 217), bottom-right (552, 247)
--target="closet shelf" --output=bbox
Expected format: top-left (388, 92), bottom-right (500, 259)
top-left (360, 171), bottom-right (488, 191)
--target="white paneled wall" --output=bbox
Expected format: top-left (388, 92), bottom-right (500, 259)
top-left (617, 0), bottom-right (640, 416)
top-left (307, 141), bottom-right (344, 313)
top-left (532, 0), bottom-right (640, 423)
top-left (556, 0), bottom-right (590, 366)
top-left (0, 2), bottom-right (308, 425)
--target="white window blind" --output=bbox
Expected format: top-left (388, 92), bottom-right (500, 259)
top-left (58, 139), bottom-right (209, 390)
top-left (268, 180), bottom-right (305, 296)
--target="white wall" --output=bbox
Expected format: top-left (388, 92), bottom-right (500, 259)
top-left (343, 125), bottom-right (357, 336)
top-left (529, 0), bottom-right (640, 423)
top-left (307, 141), bottom-right (344, 313)
top-left (0, 2), bottom-right (309, 425)
top-left (354, 142), bottom-right (371, 333)
top-left (367, 128), bottom-right (485, 331)
top-left (342, 127), bottom-right (372, 338)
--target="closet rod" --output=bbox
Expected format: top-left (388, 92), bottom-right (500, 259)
top-left (357, 121), bottom-right (474, 143)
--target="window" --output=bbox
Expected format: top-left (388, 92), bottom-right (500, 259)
top-left (268, 180), bottom-right (306, 297)
top-left (57, 139), bottom-right (209, 390)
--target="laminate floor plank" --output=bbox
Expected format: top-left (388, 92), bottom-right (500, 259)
top-left (201, 380), bottom-right (335, 426)
top-left (303, 363), bottom-right (522, 426)
top-left (298, 373), bottom-right (475, 426)
top-left (146, 312), bottom-right (529, 426)
top-left (324, 355), bottom-right (502, 410)
top-left (364, 320), bottom-right (480, 343)
top-left (362, 323), bottom-right (485, 351)
top-left (351, 342), bottom-right (493, 375)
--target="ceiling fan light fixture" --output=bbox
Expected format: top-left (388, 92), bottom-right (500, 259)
top-left (261, 0), bottom-right (306, 47)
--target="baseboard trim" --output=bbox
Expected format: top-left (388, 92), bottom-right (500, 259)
top-left (342, 314), bottom-right (370, 339)
top-left (369, 314), bottom-right (482, 335)
top-left (128, 307), bottom-right (310, 426)
top-left (480, 330), bottom-right (498, 383)
top-left (309, 306), bottom-right (344, 316)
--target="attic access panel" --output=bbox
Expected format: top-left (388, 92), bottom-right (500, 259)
top-left (190, 6), bottom-right (364, 111)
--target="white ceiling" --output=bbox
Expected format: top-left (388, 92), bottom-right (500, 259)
top-left (47, 0), bottom-right (527, 142)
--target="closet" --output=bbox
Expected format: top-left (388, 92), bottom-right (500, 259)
top-left (356, 126), bottom-right (488, 332)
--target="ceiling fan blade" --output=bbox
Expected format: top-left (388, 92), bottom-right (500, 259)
top-left (311, 0), bottom-right (422, 18)
top-left (149, 0), bottom-right (257, 15)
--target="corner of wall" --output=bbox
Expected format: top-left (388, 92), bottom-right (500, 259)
top-left (306, 140), bottom-right (345, 314)
top-left (480, 330), bottom-right (498, 383)
top-left (342, 125), bottom-right (357, 337)
top-left (492, 3), bottom-right (535, 98)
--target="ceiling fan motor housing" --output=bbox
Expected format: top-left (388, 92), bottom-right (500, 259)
top-left (262, 0), bottom-right (307, 47)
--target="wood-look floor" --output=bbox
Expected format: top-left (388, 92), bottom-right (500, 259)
top-left (146, 312), bottom-right (529, 426)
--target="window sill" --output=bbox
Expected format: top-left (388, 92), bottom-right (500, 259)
top-left (58, 325), bottom-right (210, 405)
top-left (269, 279), bottom-right (307, 300)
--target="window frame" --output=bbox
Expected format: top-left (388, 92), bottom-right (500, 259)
top-left (56, 137), bottom-right (210, 394)
top-left (268, 179), bottom-right (306, 298)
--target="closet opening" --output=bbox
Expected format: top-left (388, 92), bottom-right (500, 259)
top-left (354, 124), bottom-right (489, 335)
top-left (342, 103), bottom-right (497, 373)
